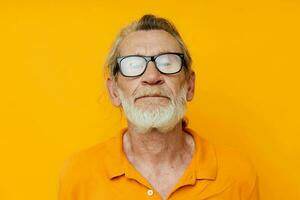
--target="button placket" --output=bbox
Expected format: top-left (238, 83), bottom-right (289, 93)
top-left (147, 189), bottom-right (154, 197)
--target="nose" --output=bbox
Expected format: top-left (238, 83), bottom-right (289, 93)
top-left (140, 61), bottom-right (164, 85)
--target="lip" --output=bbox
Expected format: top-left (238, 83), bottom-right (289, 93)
top-left (135, 95), bottom-right (169, 101)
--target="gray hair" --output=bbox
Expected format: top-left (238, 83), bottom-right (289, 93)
top-left (104, 14), bottom-right (192, 81)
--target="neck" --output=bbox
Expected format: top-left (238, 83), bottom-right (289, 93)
top-left (123, 121), bottom-right (194, 167)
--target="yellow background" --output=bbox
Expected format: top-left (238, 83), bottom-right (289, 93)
top-left (0, 0), bottom-right (299, 199)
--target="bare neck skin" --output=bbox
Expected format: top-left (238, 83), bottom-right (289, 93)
top-left (123, 121), bottom-right (195, 199)
top-left (123, 121), bottom-right (194, 165)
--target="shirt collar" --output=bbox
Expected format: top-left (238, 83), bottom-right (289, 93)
top-left (104, 127), bottom-right (217, 181)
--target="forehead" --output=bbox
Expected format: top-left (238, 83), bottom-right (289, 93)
top-left (118, 30), bottom-right (182, 56)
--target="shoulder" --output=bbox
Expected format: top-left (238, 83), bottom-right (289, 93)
top-left (188, 127), bottom-right (258, 185)
top-left (58, 136), bottom-right (116, 184)
top-left (58, 136), bottom-right (121, 199)
top-left (195, 136), bottom-right (259, 199)
top-left (213, 143), bottom-right (257, 181)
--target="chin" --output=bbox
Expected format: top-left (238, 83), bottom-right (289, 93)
top-left (135, 105), bottom-right (167, 112)
top-left (135, 101), bottom-right (170, 109)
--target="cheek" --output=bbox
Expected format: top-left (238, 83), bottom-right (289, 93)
top-left (167, 75), bottom-right (186, 94)
top-left (118, 79), bottom-right (140, 97)
top-left (165, 81), bottom-right (183, 97)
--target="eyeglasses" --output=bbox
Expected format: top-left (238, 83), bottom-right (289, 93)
top-left (116, 52), bottom-right (186, 77)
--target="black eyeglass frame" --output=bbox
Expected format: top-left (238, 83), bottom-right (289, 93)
top-left (115, 52), bottom-right (186, 77)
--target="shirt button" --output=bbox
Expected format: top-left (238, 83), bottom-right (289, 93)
top-left (147, 189), bottom-right (154, 196)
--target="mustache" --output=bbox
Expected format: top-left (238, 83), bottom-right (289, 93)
top-left (133, 87), bottom-right (173, 100)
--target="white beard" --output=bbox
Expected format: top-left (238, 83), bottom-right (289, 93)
top-left (116, 82), bottom-right (188, 134)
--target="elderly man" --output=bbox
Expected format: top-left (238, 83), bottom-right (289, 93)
top-left (59, 14), bottom-right (259, 200)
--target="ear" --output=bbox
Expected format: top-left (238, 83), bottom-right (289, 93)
top-left (186, 71), bottom-right (195, 101)
top-left (106, 78), bottom-right (121, 107)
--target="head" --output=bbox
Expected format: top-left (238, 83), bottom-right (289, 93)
top-left (106, 14), bottom-right (195, 134)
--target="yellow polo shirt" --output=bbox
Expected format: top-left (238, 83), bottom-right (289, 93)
top-left (58, 127), bottom-right (259, 200)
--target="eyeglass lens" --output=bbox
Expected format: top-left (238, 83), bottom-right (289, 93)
top-left (119, 53), bottom-right (182, 77)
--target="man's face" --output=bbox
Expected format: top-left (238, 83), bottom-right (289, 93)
top-left (107, 30), bottom-right (195, 133)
